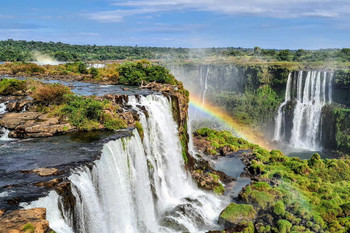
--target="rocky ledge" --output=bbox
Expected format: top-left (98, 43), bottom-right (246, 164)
top-left (0, 208), bottom-right (51, 233)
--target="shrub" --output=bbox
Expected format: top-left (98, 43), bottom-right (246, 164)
top-left (118, 61), bottom-right (176, 85)
top-left (31, 83), bottom-right (72, 105)
top-left (59, 95), bottom-right (104, 130)
top-left (277, 219), bottom-right (292, 233)
top-left (90, 67), bottom-right (99, 78)
top-left (103, 113), bottom-right (127, 131)
top-left (0, 78), bottom-right (27, 95)
top-left (273, 201), bottom-right (286, 216)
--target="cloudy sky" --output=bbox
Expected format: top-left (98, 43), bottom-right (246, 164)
top-left (0, 0), bottom-right (349, 49)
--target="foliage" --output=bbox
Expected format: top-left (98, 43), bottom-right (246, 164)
top-left (31, 83), bottom-right (72, 105)
top-left (0, 60), bottom-right (177, 86)
top-left (195, 127), bottom-right (257, 154)
top-left (213, 85), bottom-right (281, 129)
top-left (118, 60), bottom-right (177, 85)
top-left (0, 39), bottom-right (349, 63)
top-left (334, 108), bottom-right (350, 153)
top-left (208, 173), bottom-right (225, 194)
top-left (0, 78), bottom-right (26, 95)
top-left (202, 128), bottom-right (350, 232)
top-left (49, 94), bottom-right (126, 131)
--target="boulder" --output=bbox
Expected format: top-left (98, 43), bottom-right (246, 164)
top-left (31, 168), bottom-right (59, 177)
top-left (218, 203), bottom-right (256, 228)
top-left (6, 100), bottom-right (31, 112)
top-left (0, 208), bottom-right (51, 233)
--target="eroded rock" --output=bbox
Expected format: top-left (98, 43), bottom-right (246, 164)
top-left (0, 208), bottom-right (51, 233)
top-left (31, 168), bottom-right (59, 177)
top-left (0, 112), bottom-right (75, 138)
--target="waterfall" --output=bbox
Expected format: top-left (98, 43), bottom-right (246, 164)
top-left (0, 102), bottom-right (6, 114)
top-left (200, 66), bottom-right (210, 106)
top-left (273, 71), bottom-right (333, 150)
top-left (0, 101), bottom-right (12, 141)
top-left (24, 95), bottom-right (224, 233)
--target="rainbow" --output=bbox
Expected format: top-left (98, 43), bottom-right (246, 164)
top-left (189, 94), bottom-right (273, 150)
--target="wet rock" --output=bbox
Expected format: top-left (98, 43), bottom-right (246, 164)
top-left (191, 170), bottom-right (225, 194)
top-left (31, 168), bottom-right (59, 177)
top-left (34, 178), bottom-right (63, 188)
top-left (0, 112), bottom-right (41, 129)
top-left (0, 208), bottom-right (51, 233)
top-left (119, 111), bottom-right (137, 126)
top-left (6, 100), bottom-right (31, 112)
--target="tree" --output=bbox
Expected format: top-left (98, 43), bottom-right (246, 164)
top-left (277, 49), bottom-right (291, 61)
top-left (254, 46), bottom-right (262, 56)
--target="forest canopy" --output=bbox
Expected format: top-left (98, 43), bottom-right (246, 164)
top-left (0, 39), bottom-right (349, 63)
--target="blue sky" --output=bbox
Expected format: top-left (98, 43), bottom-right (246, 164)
top-left (0, 0), bottom-right (349, 49)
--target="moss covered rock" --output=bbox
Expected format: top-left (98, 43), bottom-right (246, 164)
top-left (218, 203), bottom-right (257, 228)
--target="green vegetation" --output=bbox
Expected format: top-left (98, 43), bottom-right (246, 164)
top-left (334, 108), bottom-right (350, 153)
top-left (22, 223), bottom-right (35, 233)
top-left (213, 85), bottom-right (281, 128)
top-left (0, 39), bottom-right (349, 63)
top-left (220, 203), bottom-right (256, 225)
top-left (0, 79), bottom-right (129, 132)
top-left (0, 78), bottom-right (26, 95)
top-left (198, 128), bottom-right (350, 232)
top-left (208, 173), bottom-right (226, 195)
top-left (118, 60), bottom-right (177, 85)
top-left (54, 94), bottom-right (126, 131)
top-left (31, 83), bottom-right (72, 105)
top-left (134, 121), bottom-right (144, 140)
top-left (195, 127), bottom-right (256, 154)
top-left (0, 60), bottom-right (177, 86)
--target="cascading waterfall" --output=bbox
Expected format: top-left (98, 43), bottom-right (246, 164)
top-left (0, 101), bottom-right (12, 141)
top-left (24, 95), bottom-right (224, 233)
top-left (273, 71), bottom-right (333, 150)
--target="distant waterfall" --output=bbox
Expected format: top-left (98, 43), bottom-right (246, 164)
top-left (199, 66), bottom-right (210, 106)
top-left (25, 95), bottom-right (223, 233)
top-left (273, 71), bottom-right (333, 150)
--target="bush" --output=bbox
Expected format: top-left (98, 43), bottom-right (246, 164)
top-left (0, 78), bottom-right (26, 95)
top-left (273, 201), bottom-right (286, 216)
top-left (103, 113), bottom-right (127, 131)
top-left (277, 219), bottom-right (292, 233)
top-left (31, 83), bottom-right (72, 105)
top-left (60, 95), bottom-right (104, 130)
top-left (90, 67), bottom-right (99, 78)
top-left (118, 60), bottom-right (176, 85)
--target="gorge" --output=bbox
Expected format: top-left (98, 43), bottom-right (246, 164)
top-left (0, 59), bottom-right (349, 233)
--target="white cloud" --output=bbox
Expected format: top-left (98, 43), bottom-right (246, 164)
top-left (86, 0), bottom-right (350, 23)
